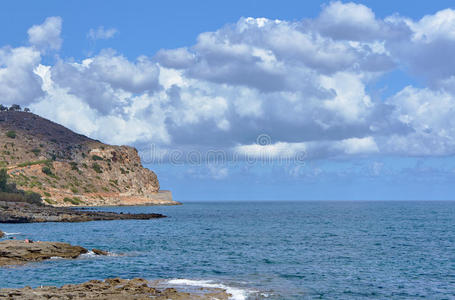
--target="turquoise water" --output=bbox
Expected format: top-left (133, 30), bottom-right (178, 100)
top-left (1, 201), bottom-right (455, 299)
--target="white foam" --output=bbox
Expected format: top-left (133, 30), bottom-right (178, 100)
top-left (3, 232), bottom-right (22, 236)
top-left (79, 250), bottom-right (96, 258)
top-left (166, 278), bottom-right (253, 300)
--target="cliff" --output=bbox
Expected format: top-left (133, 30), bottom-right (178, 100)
top-left (0, 111), bottom-right (176, 206)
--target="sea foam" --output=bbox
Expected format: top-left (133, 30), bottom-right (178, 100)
top-left (166, 278), bottom-right (254, 300)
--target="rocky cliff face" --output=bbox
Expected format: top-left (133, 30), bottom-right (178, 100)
top-left (0, 111), bottom-right (176, 206)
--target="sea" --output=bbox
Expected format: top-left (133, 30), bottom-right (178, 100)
top-left (0, 201), bottom-right (454, 299)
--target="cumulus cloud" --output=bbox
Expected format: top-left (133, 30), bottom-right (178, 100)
top-left (87, 26), bottom-right (118, 40)
top-left (4, 4), bottom-right (455, 162)
top-left (27, 16), bottom-right (62, 51)
top-left (0, 46), bottom-right (43, 105)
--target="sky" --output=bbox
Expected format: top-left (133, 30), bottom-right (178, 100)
top-left (1, 1), bottom-right (455, 201)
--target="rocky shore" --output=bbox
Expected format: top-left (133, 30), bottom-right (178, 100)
top-left (0, 240), bottom-right (92, 266)
top-left (0, 278), bottom-right (231, 299)
top-left (0, 200), bottom-right (165, 223)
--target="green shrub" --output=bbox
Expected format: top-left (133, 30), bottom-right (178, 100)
top-left (70, 162), bottom-right (79, 171)
top-left (44, 198), bottom-right (56, 205)
top-left (31, 148), bottom-right (41, 156)
top-left (92, 163), bottom-right (102, 173)
top-left (17, 160), bottom-right (51, 168)
top-left (24, 191), bottom-right (43, 206)
top-left (63, 197), bottom-right (84, 205)
top-left (5, 131), bottom-right (16, 139)
top-left (70, 187), bottom-right (79, 194)
top-left (91, 155), bottom-right (103, 161)
top-left (42, 166), bottom-right (52, 176)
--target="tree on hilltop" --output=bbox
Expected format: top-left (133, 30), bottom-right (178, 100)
top-left (8, 104), bottom-right (21, 111)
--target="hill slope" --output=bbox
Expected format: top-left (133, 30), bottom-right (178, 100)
top-left (0, 111), bottom-right (175, 206)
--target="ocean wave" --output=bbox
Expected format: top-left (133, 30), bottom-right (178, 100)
top-left (3, 232), bottom-right (22, 236)
top-left (79, 250), bottom-right (97, 258)
top-left (166, 278), bottom-right (255, 300)
top-left (78, 250), bottom-right (122, 258)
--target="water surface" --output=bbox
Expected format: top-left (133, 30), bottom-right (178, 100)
top-left (1, 201), bottom-right (454, 299)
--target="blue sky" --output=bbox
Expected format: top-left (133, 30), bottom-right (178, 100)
top-left (2, 1), bottom-right (455, 201)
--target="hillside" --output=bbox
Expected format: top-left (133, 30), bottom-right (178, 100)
top-left (0, 111), bottom-right (175, 206)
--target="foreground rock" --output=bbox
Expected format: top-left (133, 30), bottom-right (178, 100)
top-left (0, 240), bottom-right (88, 266)
top-left (0, 278), bottom-right (231, 299)
top-left (0, 200), bottom-right (165, 223)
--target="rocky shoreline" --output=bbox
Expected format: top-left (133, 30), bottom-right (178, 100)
top-left (0, 278), bottom-right (231, 299)
top-left (0, 239), bottom-right (231, 299)
top-left (0, 200), bottom-right (165, 223)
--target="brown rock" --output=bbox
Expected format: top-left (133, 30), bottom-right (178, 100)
top-left (0, 240), bottom-right (88, 266)
top-left (92, 248), bottom-right (108, 256)
top-left (0, 278), bottom-right (232, 299)
top-left (0, 230), bottom-right (4, 238)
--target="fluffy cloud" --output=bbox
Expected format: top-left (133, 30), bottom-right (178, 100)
top-left (27, 16), bottom-right (62, 51)
top-left (3, 3), bottom-right (455, 162)
top-left (0, 46), bottom-right (43, 105)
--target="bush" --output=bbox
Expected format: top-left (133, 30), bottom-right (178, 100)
top-left (42, 166), bottom-right (53, 176)
top-left (70, 162), bottom-right (79, 171)
top-left (91, 155), bottom-right (103, 161)
top-left (17, 160), bottom-right (51, 168)
top-left (92, 163), bottom-right (102, 173)
top-left (31, 148), bottom-right (41, 156)
top-left (63, 197), bottom-right (84, 205)
top-left (5, 131), bottom-right (16, 139)
top-left (24, 191), bottom-right (43, 206)
top-left (0, 168), bottom-right (43, 205)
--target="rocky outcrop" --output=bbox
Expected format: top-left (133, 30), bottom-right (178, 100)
top-left (0, 278), bottom-right (231, 299)
top-left (92, 248), bottom-right (108, 256)
top-left (0, 200), bottom-right (166, 223)
top-left (0, 240), bottom-right (88, 266)
top-left (0, 230), bottom-right (4, 238)
top-left (0, 111), bottom-right (179, 206)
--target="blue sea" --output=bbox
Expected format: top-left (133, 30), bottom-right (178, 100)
top-left (1, 201), bottom-right (455, 299)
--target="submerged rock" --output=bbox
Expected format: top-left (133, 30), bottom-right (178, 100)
top-left (0, 240), bottom-right (88, 266)
top-left (0, 278), bottom-right (232, 299)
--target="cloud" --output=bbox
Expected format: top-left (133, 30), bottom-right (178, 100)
top-left (27, 16), bottom-right (62, 51)
top-left (4, 5), bottom-right (455, 163)
top-left (0, 46), bottom-right (43, 105)
top-left (87, 26), bottom-right (118, 40)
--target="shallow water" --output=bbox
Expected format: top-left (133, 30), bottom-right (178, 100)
top-left (1, 201), bottom-right (455, 299)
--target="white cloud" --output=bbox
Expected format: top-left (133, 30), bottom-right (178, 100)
top-left (87, 26), bottom-right (118, 40)
top-left (27, 16), bottom-right (62, 51)
top-left (0, 46), bottom-right (43, 105)
top-left (4, 6), bottom-right (455, 162)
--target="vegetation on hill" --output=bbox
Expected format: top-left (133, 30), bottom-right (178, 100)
top-left (0, 110), bottom-right (167, 207)
top-left (0, 168), bottom-right (43, 205)
top-left (0, 104), bottom-right (30, 112)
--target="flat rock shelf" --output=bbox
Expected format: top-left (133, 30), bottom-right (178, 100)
top-left (0, 200), bottom-right (166, 223)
